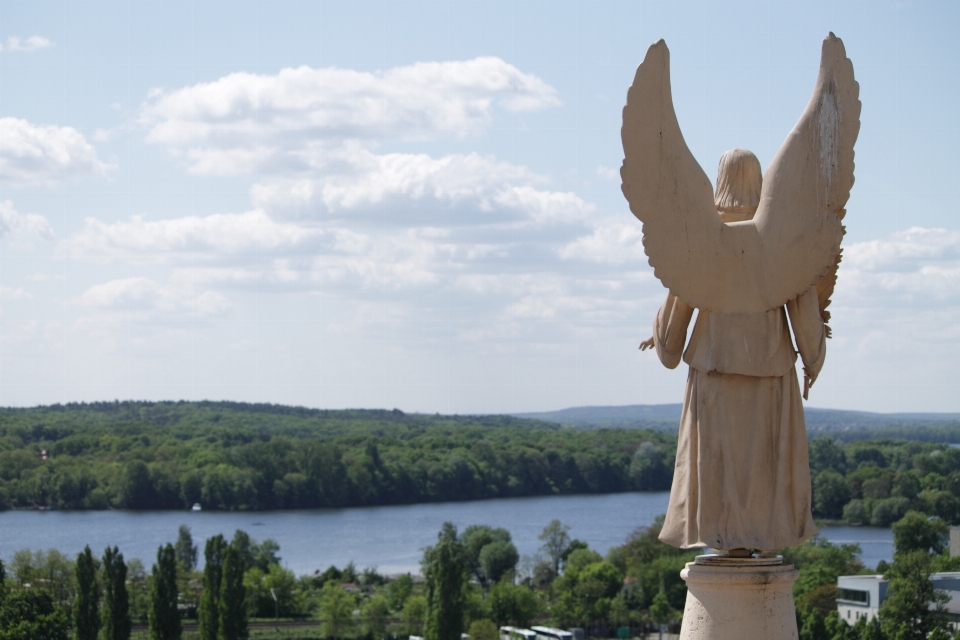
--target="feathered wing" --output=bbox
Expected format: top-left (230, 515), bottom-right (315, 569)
top-left (752, 32), bottom-right (859, 312)
top-left (621, 35), bottom-right (859, 314)
top-left (621, 40), bottom-right (753, 312)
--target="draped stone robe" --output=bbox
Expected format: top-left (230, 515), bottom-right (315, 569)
top-left (653, 286), bottom-right (825, 551)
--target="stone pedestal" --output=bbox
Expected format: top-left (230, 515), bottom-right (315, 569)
top-left (678, 555), bottom-right (799, 640)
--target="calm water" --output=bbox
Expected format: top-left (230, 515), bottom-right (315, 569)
top-left (0, 492), bottom-right (891, 575)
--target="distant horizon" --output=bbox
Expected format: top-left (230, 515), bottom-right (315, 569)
top-left (5, 397), bottom-right (960, 421)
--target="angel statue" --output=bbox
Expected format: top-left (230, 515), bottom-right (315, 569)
top-left (623, 34), bottom-right (859, 553)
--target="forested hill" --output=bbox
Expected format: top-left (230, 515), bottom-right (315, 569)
top-left (0, 401), bottom-right (675, 511)
top-left (514, 404), bottom-right (960, 442)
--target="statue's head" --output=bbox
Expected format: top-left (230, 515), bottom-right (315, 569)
top-left (715, 148), bottom-right (762, 222)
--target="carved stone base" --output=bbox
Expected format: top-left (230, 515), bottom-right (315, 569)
top-left (678, 555), bottom-right (799, 640)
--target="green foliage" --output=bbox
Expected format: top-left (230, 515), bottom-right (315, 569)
top-left (319, 582), bottom-right (356, 640)
top-left (217, 545), bottom-right (247, 640)
top-left (386, 573), bottom-right (413, 610)
top-left (174, 526), bottom-right (197, 574)
top-left (244, 564), bottom-right (298, 618)
top-left (73, 545), bottom-right (101, 640)
top-left (0, 401), bottom-right (675, 511)
top-left (460, 525), bottom-right (514, 587)
top-left (198, 535), bottom-right (226, 640)
top-left (880, 549), bottom-right (949, 640)
top-left (361, 594), bottom-right (390, 640)
top-left (401, 595), bottom-right (428, 637)
top-left (487, 580), bottom-right (539, 627)
top-left (538, 520), bottom-right (571, 574)
top-left (467, 619), bottom-right (500, 640)
top-left (148, 544), bottom-right (180, 640)
top-left (891, 511), bottom-right (948, 556)
top-left (779, 536), bottom-right (864, 603)
top-left (0, 589), bottom-right (68, 640)
top-left (10, 549), bottom-right (74, 611)
top-left (423, 523), bottom-right (468, 640)
top-left (101, 546), bottom-right (131, 640)
top-left (479, 541), bottom-right (519, 585)
top-left (814, 470), bottom-right (851, 518)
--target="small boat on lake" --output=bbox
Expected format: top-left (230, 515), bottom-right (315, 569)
top-left (191, 503), bottom-right (202, 512)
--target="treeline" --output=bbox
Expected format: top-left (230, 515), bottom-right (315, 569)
top-left (809, 436), bottom-right (960, 526)
top-left (0, 402), bottom-right (675, 511)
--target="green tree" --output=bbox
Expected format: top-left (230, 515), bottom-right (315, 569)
top-left (319, 582), bottom-right (356, 640)
top-left (0, 558), bottom-right (6, 607)
top-left (467, 619), bottom-right (499, 640)
top-left (74, 545), bottom-right (101, 640)
top-left (479, 541), bottom-right (519, 585)
top-left (386, 573), bottom-right (413, 610)
top-left (538, 519), bottom-right (571, 574)
top-left (401, 595), bottom-right (428, 637)
top-left (148, 544), bottom-right (180, 640)
top-left (362, 594), bottom-right (390, 640)
top-left (0, 589), bottom-right (69, 640)
top-left (649, 591), bottom-right (676, 640)
top-left (799, 608), bottom-right (828, 640)
top-left (487, 581), bottom-right (539, 627)
top-left (880, 549), bottom-right (949, 640)
top-left (808, 437), bottom-right (847, 475)
top-left (198, 535), bottom-right (226, 640)
top-left (892, 511), bottom-right (948, 556)
top-left (174, 526), bottom-right (197, 574)
top-left (423, 522), bottom-right (467, 640)
top-left (102, 546), bottom-right (131, 640)
top-left (217, 545), bottom-right (247, 640)
top-left (813, 470), bottom-right (851, 518)
top-left (460, 525), bottom-right (513, 587)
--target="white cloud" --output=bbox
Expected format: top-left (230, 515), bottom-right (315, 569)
top-left (249, 146), bottom-right (594, 226)
top-left (57, 210), bottom-right (322, 260)
top-left (839, 227), bottom-right (960, 305)
top-left (78, 277), bottom-right (230, 319)
top-left (0, 200), bottom-right (53, 240)
top-left (140, 58), bottom-right (560, 174)
top-left (3, 36), bottom-right (52, 52)
top-left (0, 285), bottom-right (32, 300)
top-left (557, 217), bottom-right (644, 263)
top-left (0, 118), bottom-right (111, 186)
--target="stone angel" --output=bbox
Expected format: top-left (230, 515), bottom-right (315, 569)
top-left (622, 34), bottom-right (859, 552)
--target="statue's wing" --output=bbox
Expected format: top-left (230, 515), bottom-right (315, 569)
top-left (621, 40), bottom-right (757, 312)
top-left (815, 209), bottom-right (846, 338)
top-left (751, 33), bottom-right (859, 312)
top-left (621, 35), bottom-right (858, 314)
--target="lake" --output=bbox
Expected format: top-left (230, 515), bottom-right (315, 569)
top-left (0, 492), bottom-right (891, 575)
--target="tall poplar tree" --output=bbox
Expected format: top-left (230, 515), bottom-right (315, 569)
top-left (217, 545), bottom-right (248, 640)
top-left (102, 546), bottom-right (131, 640)
top-left (74, 545), bottom-right (101, 640)
top-left (198, 535), bottom-right (227, 640)
top-left (423, 523), bottom-right (467, 640)
top-left (149, 544), bottom-right (181, 640)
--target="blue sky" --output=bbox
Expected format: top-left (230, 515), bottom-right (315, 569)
top-left (1, 1), bottom-right (958, 413)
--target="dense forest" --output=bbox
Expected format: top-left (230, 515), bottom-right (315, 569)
top-left (808, 436), bottom-right (960, 526)
top-left (0, 402), bottom-right (676, 511)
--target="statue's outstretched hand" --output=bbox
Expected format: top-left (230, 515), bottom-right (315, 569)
top-left (639, 337), bottom-right (655, 351)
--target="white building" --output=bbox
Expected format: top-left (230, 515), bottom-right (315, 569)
top-left (837, 573), bottom-right (960, 628)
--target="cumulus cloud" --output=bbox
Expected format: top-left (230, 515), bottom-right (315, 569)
top-left (58, 210), bottom-right (322, 260)
top-left (78, 277), bottom-right (230, 319)
top-left (557, 217), bottom-right (644, 263)
top-left (3, 36), bottom-right (52, 52)
top-left (249, 147), bottom-right (593, 225)
top-left (0, 200), bottom-right (53, 240)
top-left (839, 227), bottom-right (960, 306)
top-left (0, 118), bottom-right (111, 186)
top-left (140, 58), bottom-right (560, 174)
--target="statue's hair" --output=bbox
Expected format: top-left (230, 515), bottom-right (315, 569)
top-left (715, 148), bottom-right (762, 219)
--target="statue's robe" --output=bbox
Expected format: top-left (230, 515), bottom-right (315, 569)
top-left (653, 287), bottom-right (825, 551)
